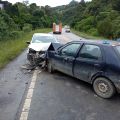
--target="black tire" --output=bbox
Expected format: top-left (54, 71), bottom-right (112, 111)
top-left (47, 61), bottom-right (54, 73)
top-left (93, 77), bottom-right (116, 99)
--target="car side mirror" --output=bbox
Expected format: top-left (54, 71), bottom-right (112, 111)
top-left (26, 41), bottom-right (30, 44)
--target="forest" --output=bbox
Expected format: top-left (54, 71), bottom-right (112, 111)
top-left (0, 0), bottom-right (59, 41)
top-left (0, 0), bottom-right (120, 40)
top-left (56, 0), bottom-right (120, 39)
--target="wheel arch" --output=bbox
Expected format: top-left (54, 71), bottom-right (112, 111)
top-left (91, 72), bottom-right (115, 86)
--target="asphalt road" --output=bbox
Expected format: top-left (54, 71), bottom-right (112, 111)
top-left (0, 29), bottom-right (120, 120)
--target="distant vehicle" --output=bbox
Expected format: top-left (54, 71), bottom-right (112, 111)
top-left (47, 40), bottom-right (120, 98)
top-left (53, 23), bottom-right (62, 34)
top-left (26, 33), bottom-right (59, 66)
top-left (65, 25), bottom-right (70, 32)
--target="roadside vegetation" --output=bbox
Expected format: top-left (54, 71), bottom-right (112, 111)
top-left (54, 0), bottom-right (120, 39)
top-left (71, 29), bottom-right (106, 40)
top-left (0, 28), bottom-right (51, 69)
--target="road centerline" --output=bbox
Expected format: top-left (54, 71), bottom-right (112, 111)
top-left (19, 69), bottom-right (41, 120)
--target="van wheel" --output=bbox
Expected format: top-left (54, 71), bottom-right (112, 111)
top-left (47, 61), bottom-right (54, 73)
top-left (93, 77), bottom-right (116, 99)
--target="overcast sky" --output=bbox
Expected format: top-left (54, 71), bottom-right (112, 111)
top-left (3, 0), bottom-right (92, 7)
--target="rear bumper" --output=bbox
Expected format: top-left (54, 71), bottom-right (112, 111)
top-left (53, 32), bottom-right (61, 34)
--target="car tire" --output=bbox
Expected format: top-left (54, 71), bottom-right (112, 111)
top-left (47, 60), bottom-right (54, 73)
top-left (93, 77), bottom-right (116, 99)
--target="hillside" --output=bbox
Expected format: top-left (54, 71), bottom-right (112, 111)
top-left (53, 0), bottom-right (120, 39)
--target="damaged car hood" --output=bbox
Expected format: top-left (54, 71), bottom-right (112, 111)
top-left (28, 43), bottom-right (51, 51)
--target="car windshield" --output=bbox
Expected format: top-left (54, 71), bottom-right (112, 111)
top-left (32, 35), bottom-right (57, 43)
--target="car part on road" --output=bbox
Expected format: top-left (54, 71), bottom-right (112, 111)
top-left (93, 77), bottom-right (116, 99)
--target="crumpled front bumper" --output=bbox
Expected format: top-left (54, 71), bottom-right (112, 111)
top-left (27, 52), bottom-right (46, 66)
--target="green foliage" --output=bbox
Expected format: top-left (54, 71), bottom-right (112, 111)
top-left (0, 0), bottom-right (58, 41)
top-left (87, 28), bottom-right (98, 36)
top-left (97, 19), bottom-right (113, 38)
top-left (75, 16), bottom-right (96, 32)
top-left (0, 15), bottom-right (9, 40)
top-left (0, 0), bottom-right (120, 40)
top-left (112, 0), bottom-right (120, 11)
top-left (23, 24), bottom-right (32, 32)
top-left (112, 16), bottom-right (120, 38)
top-left (9, 31), bottom-right (24, 39)
top-left (57, 0), bottom-right (120, 38)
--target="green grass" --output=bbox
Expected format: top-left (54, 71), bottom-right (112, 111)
top-left (0, 28), bottom-right (51, 69)
top-left (71, 29), bottom-right (106, 40)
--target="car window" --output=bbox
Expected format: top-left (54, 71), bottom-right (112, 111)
top-left (60, 43), bottom-right (80, 57)
top-left (79, 44), bottom-right (102, 60)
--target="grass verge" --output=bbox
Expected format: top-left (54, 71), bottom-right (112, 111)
top-left (0, 28), bottom-right (51, 69)
top-left (71, 29), bottom-right (106, 40)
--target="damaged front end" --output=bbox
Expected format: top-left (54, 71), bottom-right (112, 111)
top-left (27, 48), bottom-right (46, 67)
top-left (27, 43), bottom-right (62, 69)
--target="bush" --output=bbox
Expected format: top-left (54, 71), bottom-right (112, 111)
top-left (112, 16), bottom-right (120, 39)
top-left (23, 24), bottom-right (32, 32)
top-left (87, 28), bottom-right (99, 36)
top-left (74, 16), bottom-right (96, 32)
top-left (0, 16), bottom-right (9, 41)
top-left (9, 31), bottom-right (24, 39)
top-left (97, 19), bottom-right (113, 38)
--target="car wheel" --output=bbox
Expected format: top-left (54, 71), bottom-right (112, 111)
top-left (93, 77), bottom-right (116, 99)
top-left (47, 61), bottom-right (54, 73)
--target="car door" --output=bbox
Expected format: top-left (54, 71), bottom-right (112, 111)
top-left (74, 44), bottom-right (103, 82)
top-left (53, 43), bottom-right (81, 76)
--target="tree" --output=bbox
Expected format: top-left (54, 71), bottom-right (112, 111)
top-left (112, 0), bottom-right (120, 11)
top-left (97, 19), bottom-right (113, 38)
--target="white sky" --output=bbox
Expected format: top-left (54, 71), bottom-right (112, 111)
top-left (3, 0), bottom-right (92, 7)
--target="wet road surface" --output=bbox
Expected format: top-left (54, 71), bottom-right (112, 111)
top-left (0, 29), bottom-right (120, 120)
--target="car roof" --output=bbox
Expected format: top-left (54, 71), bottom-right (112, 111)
top-left (70, 40), bottom-right (120, 47)
top-left (33, 33), bottom-right (53, 37)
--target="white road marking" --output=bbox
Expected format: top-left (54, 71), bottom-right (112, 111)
top-left (19, 69), bottom-right (41, 120)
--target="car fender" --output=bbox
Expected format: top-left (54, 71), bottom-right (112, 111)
top-left (90, 71), bottom-right (108, 84)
